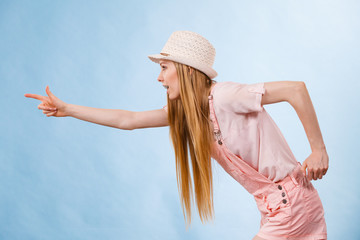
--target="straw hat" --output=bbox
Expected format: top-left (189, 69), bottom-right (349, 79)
top-left (148, 30), bottom-right (217, 79)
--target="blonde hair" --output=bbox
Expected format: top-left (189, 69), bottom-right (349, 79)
top-left (166, 61), bottom-right (216, 228)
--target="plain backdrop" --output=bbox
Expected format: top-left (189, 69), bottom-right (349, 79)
top-left (1, 0), bottom-right (359, 239)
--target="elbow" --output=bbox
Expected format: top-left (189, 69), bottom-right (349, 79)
top-left (288, 81), bottom-right (307, 105)
top-left (122, 125), bottom-right (134, 131)
top-left (127, 124), bottom-right (136, 131)
top-left (123, 121), bottom-right (136, 131)
top-left (117, 123), bottom-right (133, 131)
top-left (296, 81), bottom-right (308, 98)
top-left (295, 81), bottom-right (306, 91)
top-left (118, 112), bottom-right (136, 131)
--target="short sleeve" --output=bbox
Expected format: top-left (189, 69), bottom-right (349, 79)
top-left (214, 81), bottom-right (265, 114)
top-left (163, 105), bottom-right (168, 113)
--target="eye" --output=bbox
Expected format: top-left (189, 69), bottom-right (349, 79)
top-left (161, 65), bottom-right (167, 70)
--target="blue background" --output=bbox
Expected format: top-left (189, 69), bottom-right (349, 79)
top-left (1, 0), bottom-right (359, 239)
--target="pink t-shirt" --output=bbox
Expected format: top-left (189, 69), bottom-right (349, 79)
top-left (163, 81), bottom-right (298, 182)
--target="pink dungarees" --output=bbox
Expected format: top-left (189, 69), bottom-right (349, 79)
top-left (208, 86), bottom-right (327, 240)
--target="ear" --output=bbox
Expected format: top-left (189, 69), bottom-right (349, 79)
top-left (187, 66), bottom-right (194, 75)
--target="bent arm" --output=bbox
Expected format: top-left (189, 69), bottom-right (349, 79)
top-left (262, 81), bottom-right (326, 151)
top-left (287, 82), bottom-right (326, 151)
top-left (262, 81), bottom-right (328, 180)
top-left (267, 81), bottom-right (326, 151)
top-left (66, 104), bottom-right (169, 130)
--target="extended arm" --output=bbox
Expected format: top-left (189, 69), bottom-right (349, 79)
top-left (66, 104), bottom-right (169, 130)
top-left (262, 81), bottom-right (329, 181)
top-left (25, 86), bottom-right (169, 130)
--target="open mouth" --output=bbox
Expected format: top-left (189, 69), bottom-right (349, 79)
top-left (163, 85), bottom-right (169, 89)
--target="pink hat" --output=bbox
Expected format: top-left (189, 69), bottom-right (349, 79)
top-left (148, 31), bottom-right (218, 79)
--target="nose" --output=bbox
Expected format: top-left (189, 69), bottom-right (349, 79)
top-left (157, 72), bottom-right (163, 83)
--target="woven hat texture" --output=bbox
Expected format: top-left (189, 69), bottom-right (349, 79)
top-left (148, 31), bottom-right (217, 79)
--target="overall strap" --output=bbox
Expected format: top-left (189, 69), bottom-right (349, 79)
top-left (208, 84), bottom-right (222, 145)
top-left (207, 83), bottom-right (276, 196)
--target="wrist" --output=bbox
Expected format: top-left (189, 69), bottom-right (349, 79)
top-left (63, 103), bottom-right (73, 117)
top-left (311, 143), bottom-right (326, 153)
top-left (309, 137), bottom-right (326, 152)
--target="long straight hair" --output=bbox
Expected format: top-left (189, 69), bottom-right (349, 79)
top-left (167, 61), bottom-right (216, 228)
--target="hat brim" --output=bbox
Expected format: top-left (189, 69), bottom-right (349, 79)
top-left (148, 53), bottom-right (217, 79)
top-left (148, 54), bottom-right (171, 64)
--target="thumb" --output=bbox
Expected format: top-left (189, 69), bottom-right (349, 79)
top-left (46, 85), bottom-right (55, 99)
top-left (301, 161), bottom-right (307, 176)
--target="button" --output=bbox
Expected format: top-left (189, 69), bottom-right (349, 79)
top-left (218, 140), bottom-right (222, 145)
top-left (278, 185), bottom-right (282, 190)
top-left (282, 192), bottom-right (286, 197)
top-left (282, 199), bottom-right (287, 204)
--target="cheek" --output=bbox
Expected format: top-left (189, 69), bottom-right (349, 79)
top-left (171, 73), bottom-right (179, 86)
top-left (170, 68), bottom-right (178, 82)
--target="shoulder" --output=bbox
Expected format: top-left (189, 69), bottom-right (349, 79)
top-left (213, 81), bottom-right (264, 100)
top-left (212, 81), bottom-right (265, 113)
top-left (213, 81), bottom-right (239, 98)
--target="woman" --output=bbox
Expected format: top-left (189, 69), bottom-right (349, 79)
top-left (25, 31), bottom-right (329, 240)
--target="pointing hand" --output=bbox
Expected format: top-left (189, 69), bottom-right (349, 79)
top-left (24, 86), bottom-right (68, 117)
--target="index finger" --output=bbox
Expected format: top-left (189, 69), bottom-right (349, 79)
top-left (24, 93), bottom-right (47, 101)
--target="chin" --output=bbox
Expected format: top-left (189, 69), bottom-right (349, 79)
top-left (168, 94), bottom-right (180, 100)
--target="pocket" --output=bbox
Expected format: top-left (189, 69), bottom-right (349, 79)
top-left (303, 186), bottom-right (325, 223)
top-left (264, 197), bottom-right (292, 225)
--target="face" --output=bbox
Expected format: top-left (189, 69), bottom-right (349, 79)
top-left (158, 60), bottom-right (180, 100)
